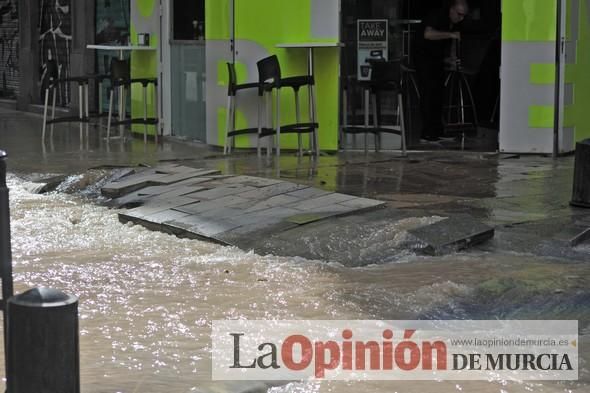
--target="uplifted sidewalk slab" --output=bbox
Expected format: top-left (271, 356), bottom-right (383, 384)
top-left (107, 166), bottom-right (386, 246)
top-left (408, 214), bottom-right (495, 255)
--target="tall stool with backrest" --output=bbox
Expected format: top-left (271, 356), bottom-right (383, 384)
top-left (223, 62), bottom-right (263, 155)
top-left (106, 58), bottom-right (159, 143)
top-left (341, 60), bottom-right (407, 155)
top-left (256, 55), bottom-right (319, 158)
top-left (42, 59), bottom-right (90, 140)
top-left (443, 37), bottom-right (491, 149)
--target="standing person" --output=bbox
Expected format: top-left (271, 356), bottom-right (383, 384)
top-left (416, 0), bottom-right (469, 142)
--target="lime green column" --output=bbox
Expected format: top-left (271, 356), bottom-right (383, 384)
top-left (130, 0), bottom-right (159, 137)
top-left (205, 0), bottom-right (340, 151)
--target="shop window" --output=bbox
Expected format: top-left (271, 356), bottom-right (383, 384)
top-left (173, 0), bottom-right (205, 41)
top-left (95, 0), bottom-right (130, 45)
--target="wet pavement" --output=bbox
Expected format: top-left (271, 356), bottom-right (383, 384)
top-left (1, 106), bottom-right (590, 392)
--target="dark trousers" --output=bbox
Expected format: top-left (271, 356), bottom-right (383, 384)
top-left (417, 58), bottom-right (445, 138)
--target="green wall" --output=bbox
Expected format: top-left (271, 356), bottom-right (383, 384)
top-left (206, 0), bottom-right (340, 151)
top-left (565, 0), bottom-right (590, 141)
top-left (130, 0), bottom-right (158, 136)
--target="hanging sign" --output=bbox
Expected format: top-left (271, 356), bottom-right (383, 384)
top-left (357, 19), bottom-right (389, 81)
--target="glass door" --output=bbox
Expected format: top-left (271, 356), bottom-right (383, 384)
top-left (170, 0), bottom-right (207, 142)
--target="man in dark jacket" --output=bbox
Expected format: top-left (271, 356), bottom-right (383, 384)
top-left (417, 0), bottom-right (468, 142)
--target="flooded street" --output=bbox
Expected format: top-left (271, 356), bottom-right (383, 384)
top-left (1, 173), bottom-right (588, 393)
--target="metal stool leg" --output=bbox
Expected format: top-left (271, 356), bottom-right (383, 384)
top-left (107, 88), bottom-right (114, 141)
top-left (78, 84), bottom-right (84, 142)
top-left (154, 82), bottom-right (159, 144)
top-left (364, 88), bottom-right (370, 155)
top-left (276, 87), bottom-right (282, 158)
top-left (311, 83), bottom-right (319, 158)
top-left (294, 89), bottom-right (302, 157)
top-left (341, 87), bottom-right (348, 150)
top-left (398, 92), bottom-right (407, 156)
top-left (224, 95), bottom-right (232, 155)
top-left (143, 84), bottom-right (148, 144)
top-left (85, 83), bottom-right (90, 136)
top-left (256, 94), bottom-right (262, 158)
top-left (50, 87), bottom-right (57, 134)
top-left (372, 93), bottom-right (379, 152)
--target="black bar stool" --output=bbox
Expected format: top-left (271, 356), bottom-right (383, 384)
top-left (223, 62), bottom-right (263, 155)
top-left (106, 59), bottom-right (159, 143)
top-left (256, 55), bottom-right (319, 158)
top-left (443, 41), bottom-right (479, 150)
top-left (42, 59), bottom-right (90, 140)
top-left (341, 60), bottom-right (407, 155)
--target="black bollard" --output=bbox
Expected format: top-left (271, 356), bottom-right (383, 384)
top-left (6, 288), bottom-right (80, 393)
top-left (571, 139), bottom-right (590, 208)
top-left (0, 150), bottom-right (14, 385)
top-left (0, 150), bottom-right (14, 302)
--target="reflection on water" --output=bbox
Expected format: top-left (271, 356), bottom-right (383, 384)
top-left (3, 175), bottom-right (590, 392)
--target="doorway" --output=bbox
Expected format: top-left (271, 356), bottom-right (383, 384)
top-left (340, 0), bottom-right (502, 152)
top-left (167, 0), bottom-right (207, 142)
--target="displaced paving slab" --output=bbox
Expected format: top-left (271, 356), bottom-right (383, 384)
top-left (408, 214), bottom-right (495, 256)
top-left (102, 165), bottom-right (221, 198)
top-left (102, 166), bottom-right (498, 263)
top-left (106, 165), bottom-right (387, 246)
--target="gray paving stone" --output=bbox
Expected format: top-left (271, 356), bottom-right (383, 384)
top-left (143, 210), bottom-right (191, 224)
top-left (102, 173), bottom-right (168, 197)
top-left (339, 197), bottom-right (386, 210)
top-left (285, 187), bottom-right (332, 199)
top-left (220, 175), bottom-right (283, 188)
top-left (165, 214), bottom-right (213, 230)
top-left (187, 219), bottom-right (243, 237)
top-left (198, 207), bottom-right (246, 219)
top-left (554, 226), bottom-right (590, 247)
top-left (239, 182), bottom-right (307, 200)
top-left (153, 186), bottom-right (207, 199)
top-left (286, 193), bottom-right (356, 211)
top-left (408, 214), bottom-right (495, 255)
top-left (243, 194), bottom-right (301, 213)
top-left (173, 195), bottom-right (251, 214)
top-left (184, 185), bottom-right (257, 200)
top-left (126, 197), bottom-right (195, 218)
top-left (158, 169), bottom-right (221, 183)
top-left (216, 221), bottom-right (300, 244)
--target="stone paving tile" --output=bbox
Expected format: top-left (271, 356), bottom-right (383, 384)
top-left (126, 197), bottom-right (195, 219)
top-left (339, 197), bottom-right (386, 210)
top-left (165, 214), bottom-right (214, 231)
top-left (230, 207), bottom-right (302, 227)
top-left (151, 186), bottom-right (208, 199)
top-left (219, 175), bottom-right (283, 188)
top-left (239, 182), bottom-right (308, 200)
top-left (102, 172), bottom-right (169, 197)
top-left (173, 195), bottom-right (252, 215)
top-left (285, 187), bottom-right (332, 199)
top-left (143, 209), bottom-right (191, 225)
top-left (108, 191), bottom-right (152, 208)
top-left (186, 218), bottom-right (243, 237)
top-left (184, 185), bottom-right (257, 201)
top-left (215, 221), bottom-right (300, 245)
top-left (285, 193), bottom-right (356, 211)
top-left (243, 194), bottom-right (301, 213)
top-left (198, 207), bottom-right (247, 220)
top-left (408, 214), bottom-right (494, 255)
top-left (152, 169), bottom-right (221, 185)
top-left (154, 165), bottom-right (205, 174)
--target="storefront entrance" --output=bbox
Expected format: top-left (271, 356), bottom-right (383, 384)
top-left (340, 0), bottom-right (502, 152)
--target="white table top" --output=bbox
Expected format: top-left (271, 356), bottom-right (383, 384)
top-left (86, 44), bottom-right (156, 51)
top-left (276, 42), bottom-right (344, 48)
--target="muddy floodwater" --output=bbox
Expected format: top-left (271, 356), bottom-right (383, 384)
top-left (3, 174), bottom-right (590, 393)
